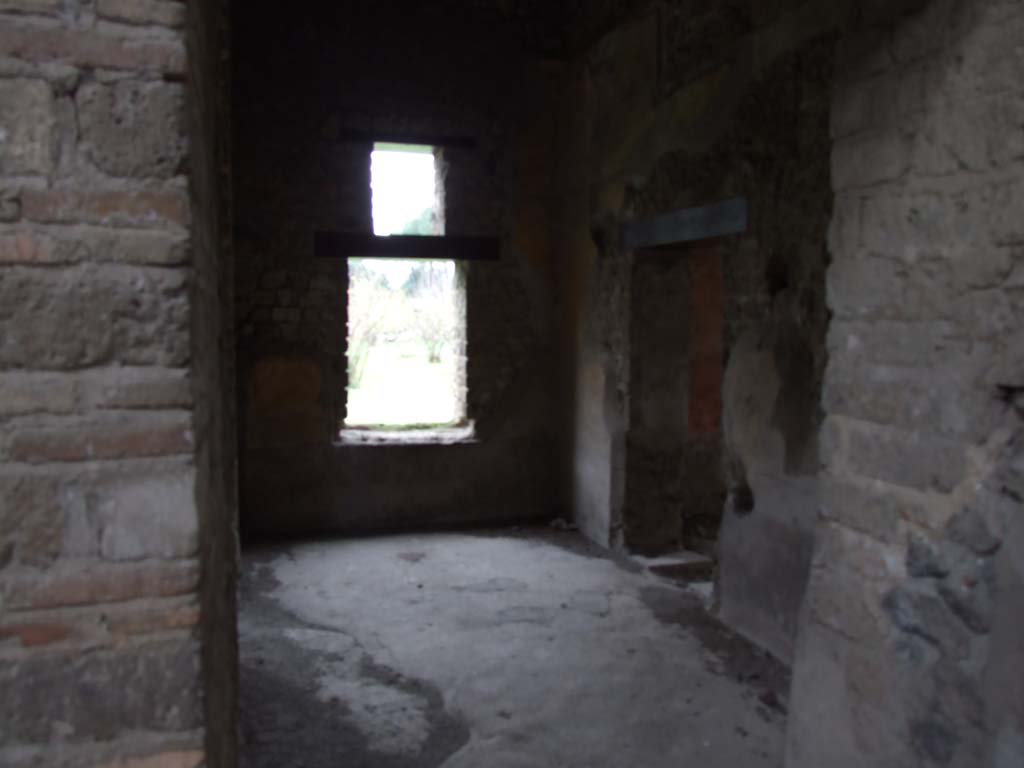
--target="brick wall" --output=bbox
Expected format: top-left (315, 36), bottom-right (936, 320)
top-left (0, 1), bottom-right (229, 765)
top-left (787, 0), bottom-right (1024, 764)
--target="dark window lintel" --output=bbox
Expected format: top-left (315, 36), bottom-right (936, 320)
top-left (315, 232), bottom-right (500, 261)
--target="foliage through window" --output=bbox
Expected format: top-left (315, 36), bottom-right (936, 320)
top-left (344, 144), bottom-right (466, 428)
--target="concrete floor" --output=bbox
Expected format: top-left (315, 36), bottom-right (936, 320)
top-left (239, 528), bottom-right (789, 768)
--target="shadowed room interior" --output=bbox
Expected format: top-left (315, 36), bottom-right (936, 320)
top-left (0, 1), bottom-right (1022, 767)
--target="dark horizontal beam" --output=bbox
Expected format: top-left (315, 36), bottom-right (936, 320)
top-left (329, 131), bottom-right (478, 150)
top-left (315, 232), bottom-right (500, 261)
top-left (622, 197), bottom-right (748, 251)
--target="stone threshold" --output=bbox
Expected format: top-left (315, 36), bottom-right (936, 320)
top-left (336, 423), bottom-right (477, 446)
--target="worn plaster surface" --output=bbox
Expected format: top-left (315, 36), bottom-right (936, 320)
top-left (239, 529), bottom-right (788, 767)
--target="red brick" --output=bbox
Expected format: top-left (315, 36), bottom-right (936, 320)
top-left (108, 602), bottom-right (200, 637)
top-left (0, 21), bottom-right (184, 75)
top-left (3, 560), bottom-right (199, 610)
top-left (21, 188), bottom-right (189, 230)
top-left (8, 414), bottom-right (193, 463)
top-left (0, 621), bottom-right (73, 647)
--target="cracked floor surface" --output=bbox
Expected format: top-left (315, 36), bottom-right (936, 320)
top-left (239, 528), bottom-right (789, 767)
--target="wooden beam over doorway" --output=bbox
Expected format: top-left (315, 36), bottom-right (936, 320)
top-left (622, 197), bottom-right (748, 251)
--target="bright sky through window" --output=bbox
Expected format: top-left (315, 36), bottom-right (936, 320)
top-left (371, 144), bottom-right (437, 236)
top-left (368, 144), bottom-right (439, 289)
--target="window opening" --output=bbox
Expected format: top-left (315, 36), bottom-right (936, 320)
top-left (344, 144), bottom-right (467, 429)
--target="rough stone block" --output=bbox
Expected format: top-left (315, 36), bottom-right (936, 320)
top-left (0, 228), bottom-right (188, 269)
top-left (21, 188), bottom-right (189, 229)
top-left (803, 530), bottom-right (890, 642)
top-left (0, 21), bottom-right (185, 75)
top-left (77, 81), bottom-right (185, 179)
top-left (882, 582), bottom-right (971, 658)
top-left (0, 0), bottom-right (60, 13)
top-left (99, 750), bottom-right (205, 768)
top-left (945, 505), bottom-right (1001, 556)
top-left (0, 78), bottom-right (55, 175)
top-left (843, 420), bottom-right (966, 493)
top-left (7, 413), bottom-right (193, 463)
top-left (833, 28), bottom-right (893, 83)
top-left (827, 191), bottom-right (860, 257)
top-left (0, 640), bottom-right (201, 744)
top-left (0, 621), bottom-right (74, 647)
top-left (830, 71), bottom-right (900, 138)
top-left (818, 477), bottom-right (917, 545)
top-left (896, 62), bottom-right (930, 118)
top-left (96, 0), bottom-right (186, 28)
top-left (824, 359), bottom-right (1002, 442)
top-left (910, 105), bottom-right (988, 177)
top-left (906, 534), bottom-right (950, 578)
top-left (826, 254), bottom-right (905, 319)
top-left (59, 229), bottom-right (189, 266)
top-left (0, 232), bottom-right (85, 264)
top-left (97, 467), bottom-right (198, 560)
top-left (938, 555), bottom-right (997, 634)
top-left (0, 265), bottom-right (190, 369)
top-left (0, 471), bottom-right (63, 566)
top-left (826, 319), bottom-right (965, 368)
top-left (987, 92), bottom-right (1024, 166)
top-left (888, 0), bottom-right (951, 63)
top-left (832, 130), bottom-right (910, 189)
top-left (2, 559), bottom-right (199, 610)
top-left (946, 244), bottom-right (1014, 289)
top-left (956, 15), bottom-right (1024, 95)
top-left (981, 180), bottom-right (1024, 245)
top-left (952, 288), bottom-right (1019, 339)
top-left (107, 600), bottom-right (200, 637)
top-left (0, 187), bottom-right (21, 221)
top-left (84, 367), bottom-right (192, 410)
top-left (0, 372), bottom-right (76, 417)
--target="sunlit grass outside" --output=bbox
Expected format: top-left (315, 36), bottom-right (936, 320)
top-left (345, 340), bottom-right (460, 427)
top-left (345, 259), bottom-right (462, 427)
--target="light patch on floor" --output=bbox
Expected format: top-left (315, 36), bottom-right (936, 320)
top-left (279, 628), bottom-right (434, 757)
top-left (239, 529), bottom-right (789, 768)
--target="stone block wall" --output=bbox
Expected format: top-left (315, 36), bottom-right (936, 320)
top-left (787, 0), bottom-right (1024, 764)
top-left (0, 1), bottom-right (231, 765)
top-left (234, 4), bottom-right (561, 537)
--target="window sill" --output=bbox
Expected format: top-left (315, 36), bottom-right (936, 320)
top-left (336, 423), bottom-right (477, 446)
